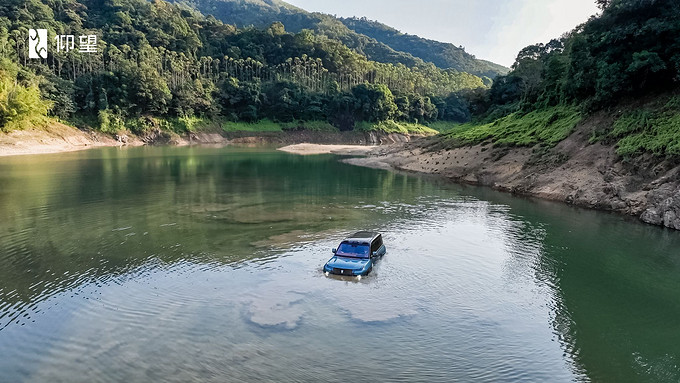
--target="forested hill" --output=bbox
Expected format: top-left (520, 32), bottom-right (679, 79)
top-left (0, 0), bottom-right (486, 135)
top-left (178, 0), bottom-right (508, 78)
top-left (339, 17), bottom-right (509, 79)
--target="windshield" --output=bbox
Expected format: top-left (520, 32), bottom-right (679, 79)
top-left (336, 242), bottom-right (370, 258)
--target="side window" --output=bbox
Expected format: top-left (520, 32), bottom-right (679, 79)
top-left (371, 239), bottom-right (379, 252)
top-left (371, 236), bottom-right (382, 252)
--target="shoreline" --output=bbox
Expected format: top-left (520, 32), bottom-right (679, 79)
top-left (340, 136), bottom-right (680, 231)
top-left (0, 124), bottom-right (418, 158)
top-left (0, 123), bottom-right (136, 157)
top-left (3, 124), bottom-right (678, 231)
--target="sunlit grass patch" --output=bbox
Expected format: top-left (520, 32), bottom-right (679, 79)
top-left (356, 120), bottom-right (438, 135)
top-left (221, 119), bottom-right (339, 133)
top-left (222, 119), bottom-right (284, 132)
top-left (611, 105), bottom-right (680, 157)
top-left (439, 105), bottom-right (582, 147)
top-left (426, 121), bottom-right (466, 133)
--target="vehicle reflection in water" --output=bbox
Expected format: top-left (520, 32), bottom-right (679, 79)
top-left (0, 146), bottom-right (678, 382)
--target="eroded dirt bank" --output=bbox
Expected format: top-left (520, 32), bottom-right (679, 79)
top-left (0, 123), bottom-right (141, 156)
top-left (345, 124), bottom-right (680, 230)
top-left (0, 124), bottom-right (415, 157)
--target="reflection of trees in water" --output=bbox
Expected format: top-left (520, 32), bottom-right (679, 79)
top-left (511, 202), bottom-right (680, 383)
top-left (457, 188), bottom-right (680, 381)
top-left (0, 148), bottom-right (442, 329)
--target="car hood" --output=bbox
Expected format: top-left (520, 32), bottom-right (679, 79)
top-left (326, 256), bottom-right (370, 270)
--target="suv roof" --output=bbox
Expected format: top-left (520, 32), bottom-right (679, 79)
top-left (344, 231), bottom-right (381, 243)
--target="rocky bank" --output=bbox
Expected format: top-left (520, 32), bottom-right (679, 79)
top-left (345, 124), bottom-right (680, 231)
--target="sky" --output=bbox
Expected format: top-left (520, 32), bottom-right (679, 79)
top-left (284, 0), bottom-right (600, 67)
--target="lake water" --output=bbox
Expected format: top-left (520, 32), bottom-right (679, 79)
top-left (0, 146), bottom-right (679, 382)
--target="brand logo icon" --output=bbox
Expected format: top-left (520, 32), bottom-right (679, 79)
top-left (29, 29), bottom-right (48, 59)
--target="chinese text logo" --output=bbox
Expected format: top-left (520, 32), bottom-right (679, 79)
top-left (55, 34), bottom-right (97, 53)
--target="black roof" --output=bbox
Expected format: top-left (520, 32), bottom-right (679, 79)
top-left (351, 231), bottom-right (378, 238)
top-left (345, 231), bottom-right (380, 242)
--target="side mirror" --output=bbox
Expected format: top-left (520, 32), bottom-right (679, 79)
top-left (332, 248), bottom-right (337, 254)
top-left (371, 251), bottom-right (377, 257)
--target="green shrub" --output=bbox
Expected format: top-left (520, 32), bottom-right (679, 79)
top-left (97, 109), bottom-right (126, 134)
top-left (0, 60), bottom-right (52, 132)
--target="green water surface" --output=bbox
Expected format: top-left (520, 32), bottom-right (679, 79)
top-left (0, 146), bottom-right (679, 382)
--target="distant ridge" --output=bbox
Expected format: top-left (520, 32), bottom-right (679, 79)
top-left (339, 17), bottom-right (509, 79)
top-left (179, 0), bottom-right (509, 78)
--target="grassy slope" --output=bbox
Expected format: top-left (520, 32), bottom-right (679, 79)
top-left (221, 119), bottom-right (338, 132)
top-left (428, 93), bottom-right (680, 161)
top-left (605, 96), bottom-right (680, 157)
top-left (436, 106), bottom-right (582, 148)
top-left (356, 120), bottom-right (438, 135)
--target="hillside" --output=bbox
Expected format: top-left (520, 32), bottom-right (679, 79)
top-left (339, 17), bottom-right (509, 79)
top-left (449, 0), bottom-right (680, 156)
top-left (0, 0), bottom-right (487, 139)
top-left (179, 0), bottom-right (508, 78)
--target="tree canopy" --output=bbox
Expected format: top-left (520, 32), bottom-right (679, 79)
top-left (473, 0), bottom-right (680, 120)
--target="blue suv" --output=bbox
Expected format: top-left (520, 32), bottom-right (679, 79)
top-left (324, 232), bottom-right (386, 279)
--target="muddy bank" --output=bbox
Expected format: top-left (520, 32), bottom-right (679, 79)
top-left (0, 124), bottom-right (416, 157)
top-left (278, 143), bottom-right (375, 156)
top-left (0, 122), bottom-right (144, 157)
top-left (345, 124), bottom-right (680, 230)
top-left (218, 130), bottom-right (415, 146)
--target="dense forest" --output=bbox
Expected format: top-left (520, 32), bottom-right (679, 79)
top-left (440, 0), bottom-right (680, 158)
top-left (0, 0), bottom-right (487, 135)
top-left (177, 0), bottom-right (508, 78)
